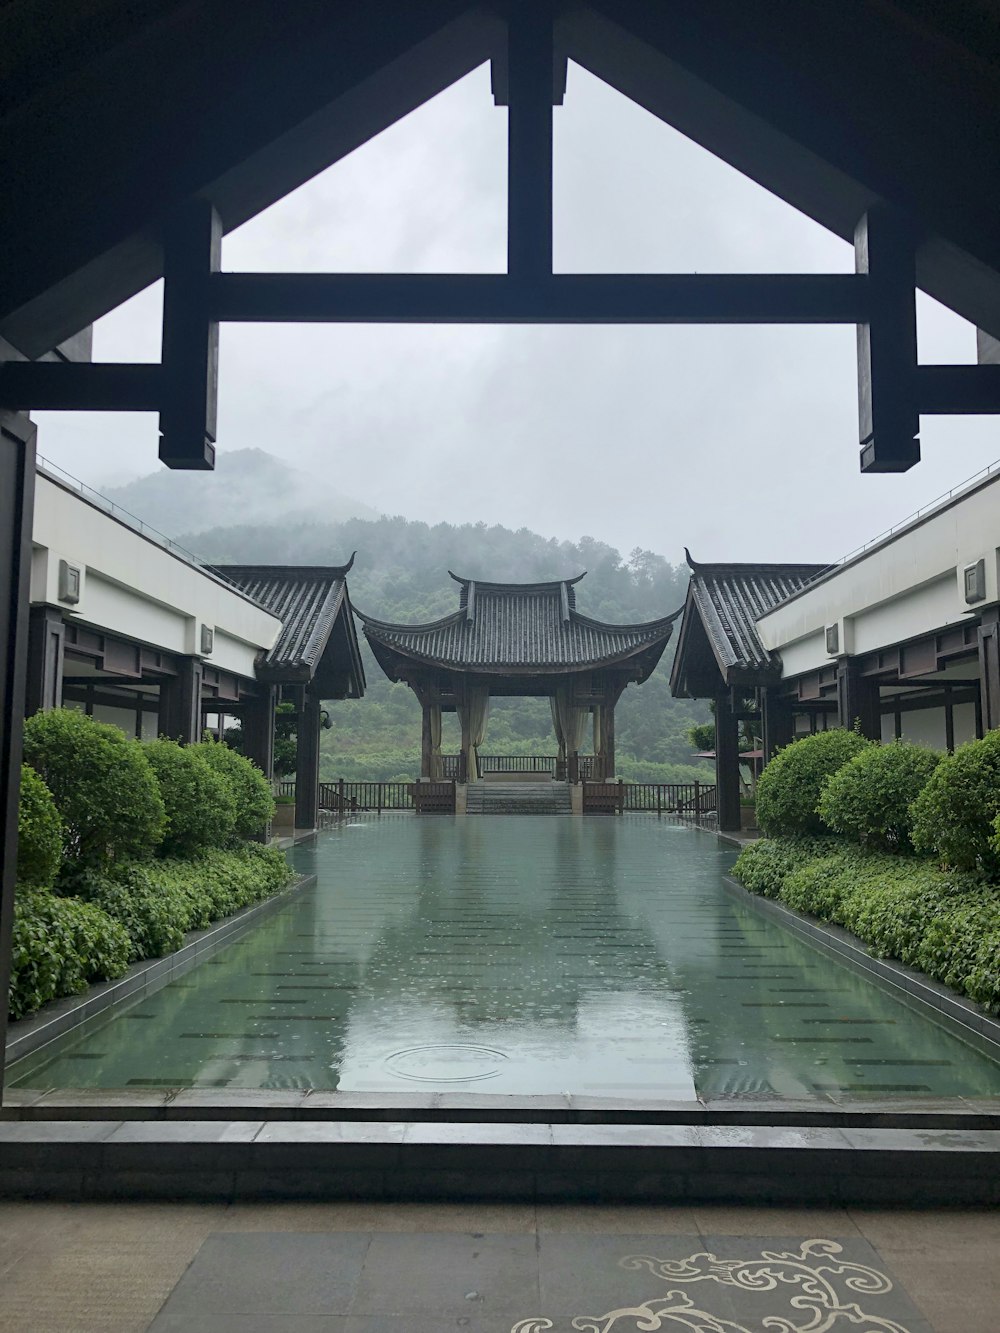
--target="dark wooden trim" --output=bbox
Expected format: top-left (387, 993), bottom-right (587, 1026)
top-left (211, 270), bottom-right (871, 325)
top-left (979, 607), bottom-right (1000, 734)
top-left (157, 657), bottom-right (204, 744)
top-left (855, 207), bottom-right (919, 473)
top-left (294, 691), bottom-right (321, 831)
top-left (714, 691), bottom-right (741, 833)
top-left (507, 6), bottom-right (553, 280)
top-left (836, 658), bottom-right (881, 738)
top-left (0, 361), bottom-right (161, 411)
top-left (24, 606), bottom-right (65, 716)
top-left (0, 413), bottom-right (36, 1100)
top-left (918, 363), bottom-right (1000, 415)
top-left (762, 686), bottom-right (794, 758)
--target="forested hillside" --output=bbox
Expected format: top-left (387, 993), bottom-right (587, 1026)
top-left (185, 511), bottom-right (711, 783)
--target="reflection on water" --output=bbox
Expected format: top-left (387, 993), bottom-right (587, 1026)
top-left (11, 815), bottom-right (1000, 1100)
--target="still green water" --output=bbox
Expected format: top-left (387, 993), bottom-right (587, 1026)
top-left (11, 815), bottom-right (1000, 1099)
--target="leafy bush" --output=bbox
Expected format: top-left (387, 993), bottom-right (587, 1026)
top-left (817, 741), bottom-right (941, 851)
top-left (735, 836), bottom-right (1000, 1012)
top-left (22, 709), bottom-right (165, 870)
top-left (754, 729), bottom-right (870, 836)
top-left (9, 889), bottom-right (130, 1020)
top-left (191, 739), bottom-right (274, 840)
top-left (732, 834), bottom-right (841, 899)
top-left (143, 739), bottom-right (236, 858)
top-left (911, 729), bottom-right (1000, 875)
top-left (16, 764), bottom-right (62, 889)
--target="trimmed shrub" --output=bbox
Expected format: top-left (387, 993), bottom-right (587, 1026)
top-left (9, 889), bottom-right (130, 1020)
top-left (754, 729), bottom-right (870, 836)
top-left (732, 834), bottom-right (841, 899)
top-left (16, 764), bottom-right (62, 889)
top-left (71, 866), bottom-right (187, 962)
top-left (817, 741), bottom-right (941, 851)
top-left (22, 708), bottom-right (165, 870)
top-left (191, 739), bottom-right (274, 841)
top-left (910, 729), bottom-right (1000, 874)
top-left (735, 836), bottom-right (1000, 1013)
top-left (143, 739), bottom-right (236, 858)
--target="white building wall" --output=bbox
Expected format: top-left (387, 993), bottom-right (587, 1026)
top-left (31, 472), bottom-right (280, 677)
top-left (757, 470), bottom-right (1000, 675)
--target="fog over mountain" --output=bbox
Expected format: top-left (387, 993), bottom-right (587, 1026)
top-left (103, 448), bottom-right (378, 538)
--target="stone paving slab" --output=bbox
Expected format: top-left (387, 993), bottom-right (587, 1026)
top-left (146, 1230), bottom-right (933, 1332)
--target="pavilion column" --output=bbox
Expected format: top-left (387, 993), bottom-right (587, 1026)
top-left (420, 702), bottom-right (433, 780)
top-left (836, 658), bottom-right (881, 738)
top-left (242, 685), bottom-right (275, 780)
top-left (600, 696), bottom-right (617, 780)
top-left (0, 411), bottom-right (36, 1101)
top-left (761, 686), bottom-right (794, 761)
top-left (978, 606), bottom-right (1000, 734)
top-left (25, 605), bottom-right (65, 715)
top-left (715, 691), bottom-right (742, 833)
top-left (295, 691), bottom-right (321, 830)
top-left (158, 656), bottom-right (204, 744)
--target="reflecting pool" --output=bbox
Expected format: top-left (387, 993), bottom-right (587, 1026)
top-left (10, 816), bottom-right (1000, 1100)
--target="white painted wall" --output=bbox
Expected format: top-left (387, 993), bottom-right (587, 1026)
top-left (757, 470), bottom-right (1000, 675)
top-left (31, 471), bottom-right (280, 678)
top-left (954, 701), bottom-right (978, 747)
top-left (899, 708), bottom-right (947, 751)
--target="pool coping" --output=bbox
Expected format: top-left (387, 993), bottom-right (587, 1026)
top-left (3, 872), bottom-right (318, 1075)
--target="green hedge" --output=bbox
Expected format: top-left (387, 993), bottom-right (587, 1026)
top-left (10, 890), bottom-right (131, 1020)
top-left (817, 740), bottom-right (941, 852)
top-left (734, 836), bottom-right (1000, 1012)
top-left (11, 846), bottom-right (294, 1019)
top-left (191, 739), bottom-right (274, 841)
top-left (754, 729), bottom-right (870, 836)
top-left (16, 764), bottom-right (63, 890)
top-left (911, 729), bottom-right (1000, 875)
top-left (143, 739), bottom-right (236, 859)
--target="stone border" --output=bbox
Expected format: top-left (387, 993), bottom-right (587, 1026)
top-left (4, 873), bottom-right (317, 1073)
top-left (0, 1118), bottom-right (997, 1203)
top-left (721, 873), bottom-right (1000, 1060)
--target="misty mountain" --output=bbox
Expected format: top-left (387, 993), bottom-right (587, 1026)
top-left (104, 448), bottom-right (378, 539)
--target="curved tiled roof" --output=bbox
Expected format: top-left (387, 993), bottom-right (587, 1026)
top-left (676, 550), bottom-right (828, 684)
top-left (212, 559), bottom-right (357, 677)
top-left (360, 574), bottom-right (679, 676)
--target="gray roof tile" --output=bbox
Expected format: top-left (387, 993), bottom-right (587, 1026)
top-left (212, 561), bottom-right (354, 675)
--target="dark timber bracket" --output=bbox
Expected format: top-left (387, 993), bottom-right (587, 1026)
top-left (5, 56), bottom-right (1000, 474)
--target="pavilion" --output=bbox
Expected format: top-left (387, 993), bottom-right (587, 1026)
top-left (360, 571), bottom-right (678, 786)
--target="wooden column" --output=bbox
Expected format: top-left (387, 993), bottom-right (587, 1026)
top-left (158, 656), bottom-right (203, 744)
top-left (836, 659), bottom-right (881, 739)
top-left (600, 697), bottom-right (617, 780)
top-left (761, 687), bottom-right (794, 761)
top-left (855, 206), bottom-right (919, 473)
top-left (715, 692), bottom-right (742, 833)
top-left (295, 691), bottom-right (321, 830)
top-left (0, 411), bottom-right (36, 1100)
top-left (506, 5), bottom-right (553, 280)
top-left (420, 702), bottom-right (434, 780)
top-left (24, 605), bottom-right (65, 715)
top-left (978, 607), bottom-right (1000, 734)
top-left (242, 685), bottom-right (275, 780)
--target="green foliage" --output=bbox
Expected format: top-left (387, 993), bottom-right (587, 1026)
top-left (687, 722), bottom-right (716, 752)
top-left (754, 729), bottom-right (870, 836)
top-left (143, 739), bottom-right (236, 858)
top-left (911, 729), bottom-right (1000, 874)
top-left (732, 835), bottom-right (842, 899)
top-left (22, 708), bottom-right (165, 870)
top-left (817, 741), bottom-right (941, 852)
top-left (9, 889), bottom-right (130, 1020)
top-left (735, 836), bottom-right (1000, 1012)
top-left (191, 739), bottom-right (275, 840)
top-left (16, 764), bottom-right (63, 889)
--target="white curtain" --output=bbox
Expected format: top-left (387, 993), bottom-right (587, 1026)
top-left (592, 704), bottom-right (603, 758)
top-left (551, 684), bottom-right (587, 763)
top-left (428, 703), bottom-right (443, 780)
top-left (460, 684), bottom-right (491, 782)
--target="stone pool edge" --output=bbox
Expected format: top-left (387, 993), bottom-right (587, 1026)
top-left (3, 872), bottom-right (318, 1074)
top-left (720, 872), bottom-right (1000, 1063)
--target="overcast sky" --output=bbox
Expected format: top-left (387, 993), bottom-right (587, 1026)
top-left (34, 63), bottom-right (999, 567)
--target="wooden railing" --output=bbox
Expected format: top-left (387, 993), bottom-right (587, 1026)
top-left (441, 754), bottom-right (599, 779)
top-left (583, 780), bottom-right (717, 816)
top-left (282, 779), bottom-right (456, 814)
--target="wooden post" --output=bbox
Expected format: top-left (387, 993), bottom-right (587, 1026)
top-left (836, 659), bottom-right (881, 739)
top-left (506, 5), bottom-right (553, 280)
top-left (159, 199), bottom-right (220, 470)
top-left (715, 692), bottom-right (742, 833)
top-left (294, 692), bottom-right (321, 830)
top-left (158, 656), bottom-right (203, 744)
top-left (0, 411), bottom-right (35, 1101)
top-left (420, 701), bottom-right (433, 780)
top-left (978, 607), bottom-right (1000, 734)
top-left (338, 777), bottom-right (345, 816)
top-left (242, 684), bottom-right (275, 779)
top-left (24, 605), bottom-right (65, 715)
top-left (761, 686), bottom-right (795, 760)
top-left (855, 206), bottom-right (919, 473)
top-left (694, 779), bottom-right (701, 818)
